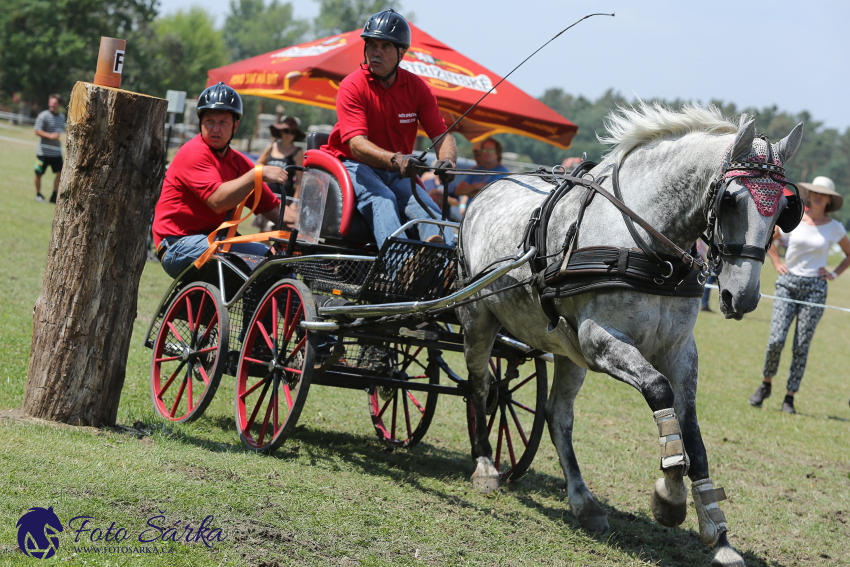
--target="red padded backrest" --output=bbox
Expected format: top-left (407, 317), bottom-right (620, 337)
top-left (302, 149), bottom-right (355, 237)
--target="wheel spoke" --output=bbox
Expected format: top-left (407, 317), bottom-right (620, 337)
top-left (283, 289), bottom-right (293, 346)
top-left (195, 346), bottom-right (218, 355)
top-left (402, 391), bottom-right (412, 440)
top-left (504, 417), bottom-right (517, 469)
top-left (169, 375), bottom-right (188, 417)
top-left (509, 372), bottom-right (536, 393)
top-left (185, 296), bottom-right (195, 334)
top-left (390, 391), bottom-right (398, 440)
top-left (494, 415), bottom-right (504, 472)
top-left (510, 398), bottom-right (536, 414)
top-left (158, 360), bottom-right (186, 398)
top-left (507, 401), bottom-right (529, 446)
top-left (272, 377), bottom-right (279, 438)
top-left (197, 364), bottom-right (210, 385)
top-left (155, 355), bottom-right (181, 363)
top-left (187, 367), bottom-right (194, 410)
top-left (193, 292), bottom-right (207, 334)
top-left (489, 358), bottom-right (497, 375)
top-left (166, 321), bottom-right (187, 346)
top-left (282, 304), bottom-right (304, 347)
top-left (246, 379), bottom-right (272, 431)
top-left (257, 389), bottom-right (276, 446)
top-left (256, 320), bottom-right (274, 351)
top-left (283, 381), bottom-right (293, 410)
top-left (377, 396), bottom-right (393, 419)
top-left (406, 389), bottom-right (425, 415)
top-left (198, 312), bottom-right (219, 346)
top-left (240, 375), bottom-right (270, 400)
top-left (281, 336), bottom-right (307, 368)
top-left (272, 296), bottom-right (279, 351)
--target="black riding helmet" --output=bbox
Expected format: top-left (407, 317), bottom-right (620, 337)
top-left (196, 82), bottom-right (242, 150)
top-left (361, 9), bottom-right (411, 82)
top-left (197, 82), bottom-right (243, 121)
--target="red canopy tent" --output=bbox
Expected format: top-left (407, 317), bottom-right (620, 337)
top-left (207, 25), bottom-right (578, 149)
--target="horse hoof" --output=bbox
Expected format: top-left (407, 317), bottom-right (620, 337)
top-left (571, 492), bottom-right (609, 534)
top-left (471, 457), bottom-right (501, 493)
top-left (471, 473), bottom-right (500, 493)
top-left (650, 475), bottom-right (687, 527)
top-left (579, 514), bottom-right (610, 535)
top-left (712, 543), bottom-right (746, 567)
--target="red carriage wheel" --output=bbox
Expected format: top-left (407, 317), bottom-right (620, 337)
top-left (367, 342), bottom-right (439, 448)
top-left (467, 355), bottom-right (548, 482)
top-left (235, 279), bottom-right (316, 453)
top-left (150, 282), bottom-right (229, 423)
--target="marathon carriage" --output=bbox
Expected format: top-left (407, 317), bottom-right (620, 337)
top-left (143, 133), bottom-right (550, 482)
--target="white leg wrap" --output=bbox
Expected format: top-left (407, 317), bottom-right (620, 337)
top-left (691, 477), bottom-right (729, 547)
top-left (653, 408), bottom-right (689, 474)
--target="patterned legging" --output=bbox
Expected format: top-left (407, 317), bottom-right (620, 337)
top-left (762, 273), bottom-right (827, 392)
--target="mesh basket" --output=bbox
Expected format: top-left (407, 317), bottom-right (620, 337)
top-left (360, 238), bottom-right (456, 303)
top-left (294, 257), bottom-right (372, 297)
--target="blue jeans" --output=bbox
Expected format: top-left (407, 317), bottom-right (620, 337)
top-left (343, 160), bottom-right (454, 249)
top-left (160, 234), bottom-right (270, 279)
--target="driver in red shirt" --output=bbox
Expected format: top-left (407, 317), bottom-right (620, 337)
top-left (153, 83), bottom-right (296, 278)
top-left (321, 9), bottom-right (457, 248)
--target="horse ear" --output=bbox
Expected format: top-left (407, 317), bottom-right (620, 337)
top-left (730, 119), bottom-right (756, 162)
top-left (776, 122), bottom-right (804, 165)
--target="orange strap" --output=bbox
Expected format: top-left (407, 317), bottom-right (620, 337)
top-left (194, 165), bottom-right (282, 268)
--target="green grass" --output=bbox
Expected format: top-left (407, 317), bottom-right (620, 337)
top-left (1, 120), bottom-right (849, 566)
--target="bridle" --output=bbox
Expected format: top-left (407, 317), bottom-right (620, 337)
top-left (703, 135), bottom-right (803, 275)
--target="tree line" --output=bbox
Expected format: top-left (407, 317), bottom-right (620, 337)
top-left (2, 0), bottom-right (847, 226)
top-left (497, 89), bottom-right (850, 227)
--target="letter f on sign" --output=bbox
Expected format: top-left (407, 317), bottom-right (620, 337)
top-left (113, 50), bottom-right (125, 74)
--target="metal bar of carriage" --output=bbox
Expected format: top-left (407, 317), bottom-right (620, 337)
top-left (143, 134), bottom-right (552, 482)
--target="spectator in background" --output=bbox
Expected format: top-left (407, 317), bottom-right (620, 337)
top-left (748, 176), bottom-right (850, 414)
top-left (258, 116), bottom-right (305, 202)
top-left (453, 137), bottom-right (509, 215)
top-left (33, 94), bottom-right (66, 203)
top-left (561, 156), bottom-right (583, 172)
top-left (254, 116), bottom-right (305, 231)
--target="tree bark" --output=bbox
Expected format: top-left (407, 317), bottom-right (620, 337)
top-left (23, 82), bottom-right (167, 427)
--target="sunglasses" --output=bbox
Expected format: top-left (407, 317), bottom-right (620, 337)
top-left (277, 129), bottom-right (292, 134)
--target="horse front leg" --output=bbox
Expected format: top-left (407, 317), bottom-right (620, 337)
top-left (661, 340), bottom-right (746, 567)
top-left (457, 300), bottom-right (501, 492)
top-left (547, 354), bottom-right (609, 533)
top-left (577, 321), bottom-right (690, 519)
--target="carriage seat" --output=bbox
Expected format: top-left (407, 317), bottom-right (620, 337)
top-left (302, 133), bottom-right (375, 246)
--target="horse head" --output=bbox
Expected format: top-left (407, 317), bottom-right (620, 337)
top-left (710, 119), bottom-right (804, 319)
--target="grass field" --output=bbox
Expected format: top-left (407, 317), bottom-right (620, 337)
top-left (1, 121), bottom-right (849, 566)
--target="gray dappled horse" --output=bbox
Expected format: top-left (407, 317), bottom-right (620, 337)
top-left (457, 103), bottom-right (803, 567)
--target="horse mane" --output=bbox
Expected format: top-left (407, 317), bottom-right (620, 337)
top-left (598, 100), bottom-right (746, 163)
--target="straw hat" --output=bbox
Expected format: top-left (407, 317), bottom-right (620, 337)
top-left (269, 116), bottom-right (305, 142)
top-left (798, 176), bottom-right (843, 213)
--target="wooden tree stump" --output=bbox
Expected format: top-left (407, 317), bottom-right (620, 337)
top-left (23, 82), bottom-right (167, 427)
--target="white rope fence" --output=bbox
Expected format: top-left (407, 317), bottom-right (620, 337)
top-left (705, 283), bottom-right (850, 314)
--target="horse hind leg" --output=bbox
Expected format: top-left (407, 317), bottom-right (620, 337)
top-left (547, 355), bottom-right (609, 534)
top-left (457, 300), bottom-right (501, 492)
top-left (578, 320), bottom-right (689, 527)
